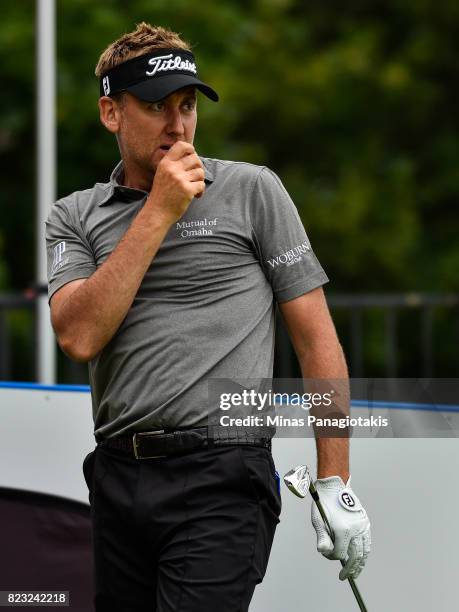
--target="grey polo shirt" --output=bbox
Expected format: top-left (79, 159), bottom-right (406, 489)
top-left (46, 157), bottom-right (328, 440)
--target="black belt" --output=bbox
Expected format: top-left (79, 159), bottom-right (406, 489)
top-left (98, 426), bottom-right (272, 460)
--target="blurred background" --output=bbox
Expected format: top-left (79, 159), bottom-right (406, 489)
top-left (1, 0), bottom-right (458, 384)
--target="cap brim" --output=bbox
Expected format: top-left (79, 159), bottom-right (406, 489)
top-left (126, 74), bottom-right (219, 102)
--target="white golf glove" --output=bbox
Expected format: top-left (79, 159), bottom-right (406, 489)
top-left (311, 476), bottom-right (371, 580)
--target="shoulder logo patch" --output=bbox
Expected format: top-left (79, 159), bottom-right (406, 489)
top-left (52, 241), bottom-right (69, 274)
top-left (266, 240), bottom-right (311, 269)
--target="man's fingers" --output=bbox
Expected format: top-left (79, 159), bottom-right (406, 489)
top-left (350, 563), bottom-right (363, 581)
top-left (193, 182), bottom-right (206, 199)
top-left (166, 141), bottom-right (196, 161)
top-left (311, 506), bottom-right (334, 555)
top-left (355, 528), bottom-right (371, 575)
top-left (339, 528), bottom-right (370, 581)
top-left (363, 529), bottom-right (371, 555)
top-left (317, 530), bottom-right (334, 555)
top-left (180, 153), bottom-right (203, 171)
top-left (186, 167), bottom-right (205, 182)
top-left (357, 529), bottom-right (371, 575)
top-left (339, 536), bottom-right (363, 580)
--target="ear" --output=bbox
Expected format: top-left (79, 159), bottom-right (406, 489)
top-left (98, 96), bottom-right (122, 134)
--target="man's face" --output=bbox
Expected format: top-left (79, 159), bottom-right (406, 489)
top-left (115, 86), bottom-right (197, 179)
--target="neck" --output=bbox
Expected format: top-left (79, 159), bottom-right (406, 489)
top-left (120, 160), bottom-right (154, 192)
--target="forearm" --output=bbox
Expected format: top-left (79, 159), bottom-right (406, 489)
top-left (298, 337), bottom-right (350, 482)
top-left (55, 199), bottom-right (172, 361)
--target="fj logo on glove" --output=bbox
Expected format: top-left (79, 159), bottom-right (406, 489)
top-left (340, 492), bottom-right (355, 508)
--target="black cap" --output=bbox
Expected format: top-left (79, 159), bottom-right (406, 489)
top-left (99, 48), bottom-right (219, 102)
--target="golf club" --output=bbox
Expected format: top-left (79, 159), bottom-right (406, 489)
top-left (284, 465), bottom-right (368, 612)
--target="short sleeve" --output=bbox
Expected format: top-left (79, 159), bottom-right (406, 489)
top-left (249, 167), bottom-right (329, 303)
top-left (45, 199), bottom-right (96, 302)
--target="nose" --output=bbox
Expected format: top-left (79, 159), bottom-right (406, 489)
top-left (165, 106), bottom-right (184, 137)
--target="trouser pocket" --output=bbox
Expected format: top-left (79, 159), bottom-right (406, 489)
top-left (82, 450), bottom-right (96, 497)
top-left (237, 446), bottom-right (282, 521)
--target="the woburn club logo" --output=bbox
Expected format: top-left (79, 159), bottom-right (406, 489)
top-left (266, 240), bottom-right (311, 269)
top-left (146, 54), bottom-right (197, 77)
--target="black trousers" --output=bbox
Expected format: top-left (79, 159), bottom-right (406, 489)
top-left (82, 443), bottom-right (282, 611)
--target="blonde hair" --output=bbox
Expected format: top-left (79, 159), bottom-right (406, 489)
top-left (95, 22), bottom-right (191, 77)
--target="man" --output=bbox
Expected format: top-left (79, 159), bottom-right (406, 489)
top-left (46, 22), bottom-right (370, 612)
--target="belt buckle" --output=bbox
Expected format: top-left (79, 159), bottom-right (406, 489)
top-left (132, 430), bottom-right (167, 460)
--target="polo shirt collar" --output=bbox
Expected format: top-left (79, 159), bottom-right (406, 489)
top-left (97, 157), bottom-right (214, 207)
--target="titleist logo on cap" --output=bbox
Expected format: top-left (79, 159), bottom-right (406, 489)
top-left (98, 48), bottom-right (219, 102)
top-left (146, 54), bottom-right (197, 77)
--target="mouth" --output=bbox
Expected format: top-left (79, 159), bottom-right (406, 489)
top-left (159, 144), bottom-right (173, 151)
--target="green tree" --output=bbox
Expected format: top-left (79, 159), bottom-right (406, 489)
top-left (1, 1), bottom-right (459, 378)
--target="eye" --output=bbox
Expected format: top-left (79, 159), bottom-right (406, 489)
top-left (148, 101), bottom-right (165, 112)
top-left (183, 99), bottom-right (196, 111)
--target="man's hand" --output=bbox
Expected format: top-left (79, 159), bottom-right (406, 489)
top-left (311, 476), bottom-right (371, 580)
top-left (148, 141), bottom-right (205, 224)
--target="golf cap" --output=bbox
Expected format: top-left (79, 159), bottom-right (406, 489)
top-left (99, 48), bottom-right (219, 102)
